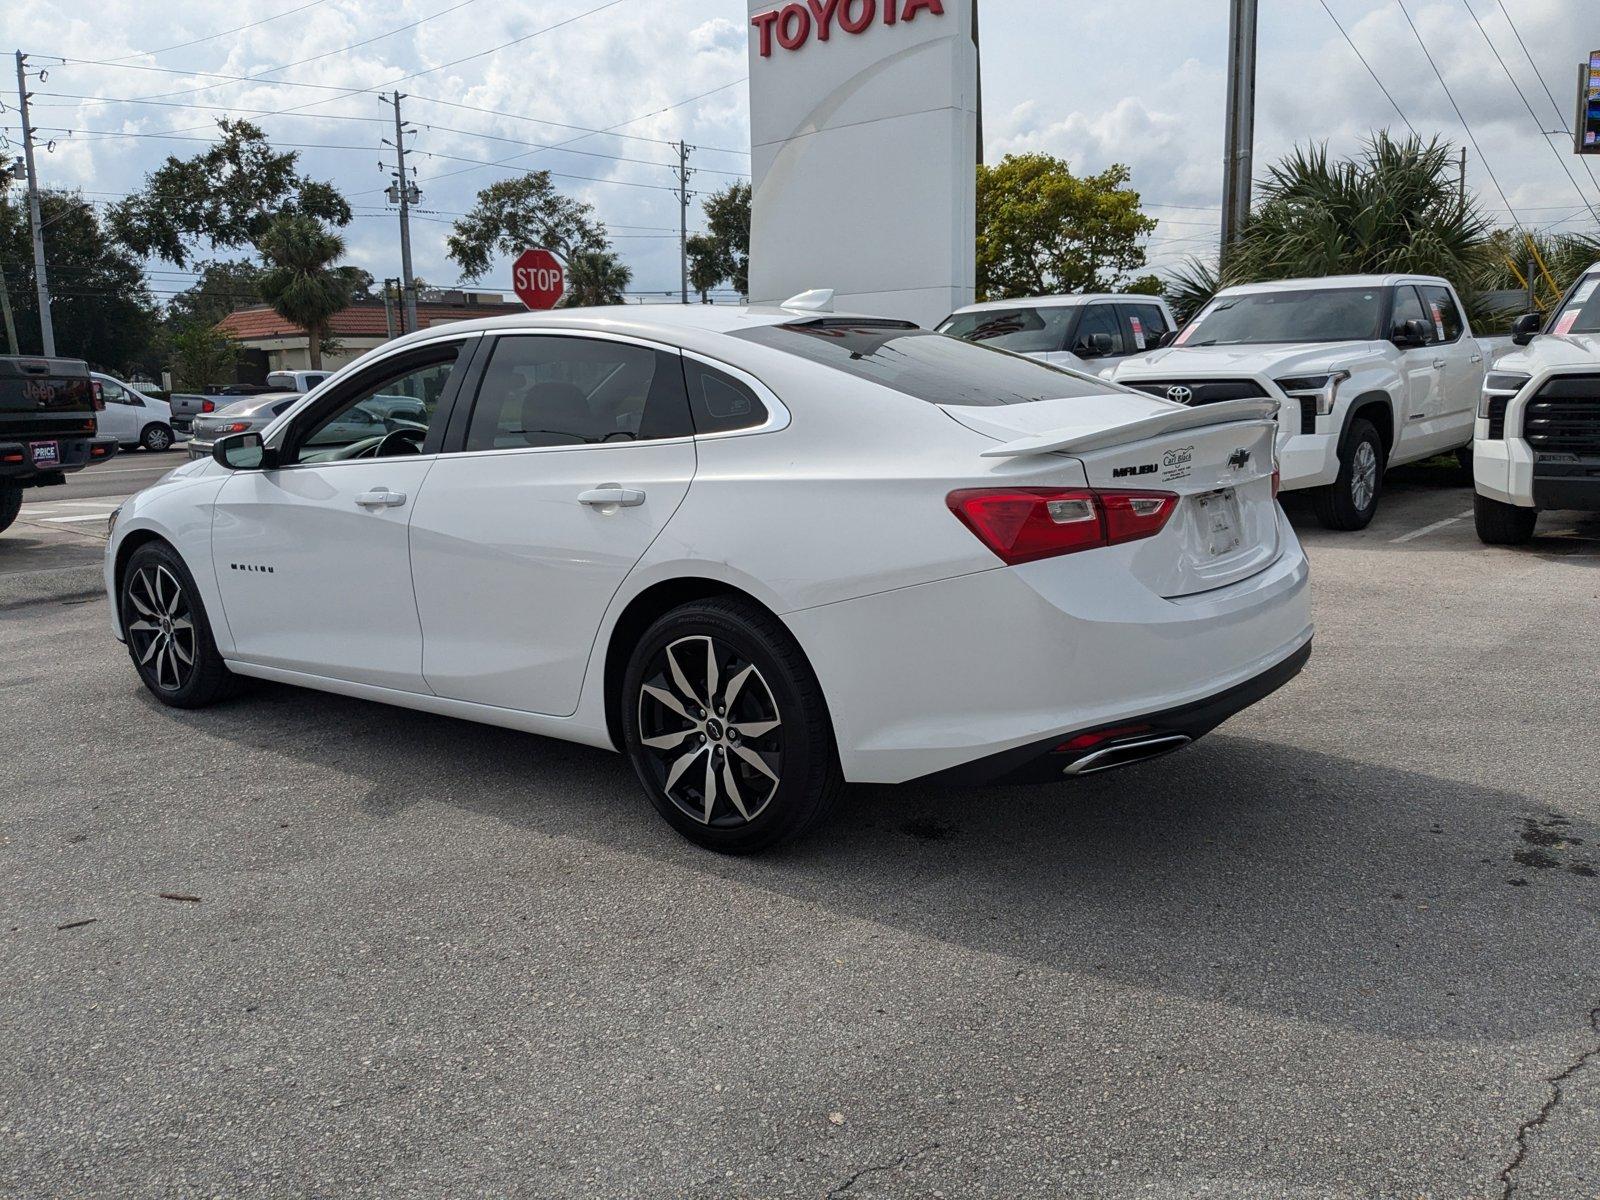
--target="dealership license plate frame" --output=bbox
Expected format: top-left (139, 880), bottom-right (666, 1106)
top-left (28, 440), bottom-right (61, 468)
top-left (1195, 487), bottom-right (1243, 557)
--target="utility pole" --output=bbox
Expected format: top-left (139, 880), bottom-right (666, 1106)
top-left (1458, 147), bottom-right (1467, 207)
top-left (673, 140), bottom-right (693, 304)
top-left (14, 52), bottom-right (55, 356)
top-left (385, 92), bottom-right (419, 334)
top-left (1220, 0), bottom-right (1258, 261)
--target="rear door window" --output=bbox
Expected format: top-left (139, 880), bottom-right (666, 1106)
top-left (730, 322), bottom-right (1112, 406)
top-left (938, 306), bottom-right (1074, 354)
top-left (464, 335), bottom-right (692, 451)
top-left (1120, 303), bottom-right (1170, 352)
top-left (1419, 285), bottom-right (1464, 343)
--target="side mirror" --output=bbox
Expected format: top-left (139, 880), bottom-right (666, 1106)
top-left (1154, 330), bottom-right (1178, 349)
top-left (1391, 319), bottom-right (1430, 349)
top-left (213, 431), bottom-right (274, 471)
top-left (1511, 312), bottom-right (1542, 346)
top-left (1076, 332), bottom-right (1115, 357)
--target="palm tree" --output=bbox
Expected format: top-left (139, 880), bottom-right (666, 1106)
top-left (1169, 133), bottom-right (1496, 325)
top-left (563, 249), bottom-right (632, 307)
top-left (256, 215), bottom-right (349, 369)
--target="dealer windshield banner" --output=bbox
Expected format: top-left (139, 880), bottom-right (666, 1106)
top-left (746, 0), bottom-right (980, 328)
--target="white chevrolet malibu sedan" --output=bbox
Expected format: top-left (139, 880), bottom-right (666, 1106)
top-left (106, 302), bottom-right (1313, 851)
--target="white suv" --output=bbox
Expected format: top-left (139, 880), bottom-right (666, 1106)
top-left (1112, 276), bottom-right (1488, 529)
top-left (938, 295), bottom-right (1178, 377)
top-left (1473, 263), bottom-right (1600, 544)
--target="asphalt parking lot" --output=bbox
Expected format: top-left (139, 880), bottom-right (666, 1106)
top-left (2, 458), bottom-right (1598, 1199)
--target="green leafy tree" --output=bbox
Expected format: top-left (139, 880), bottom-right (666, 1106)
top-left (563, 249), bottom-right (632, 307)
top-left (166, 320), bottom-right (239, 390)
top-left (166, 259), bottom-right (266, 327)
top-left (1171, 134), bottom-right (1497, 325)
top-left (256, 215), bottom-right (350, 370)
top-left (110, 119), bottom-right (351, 268)
top-left (1478, 228), bottom-right (1600, 319)
top-left (0, 191), bottom-right (158, 370)
top-left (700, 181), bottom-right (751, 298)
top-left (446, 174), bottom-right (609, 281)
top-left (976, 154), bottom-right (1157, 300)
top-left (686, 233), bottom-right (728, 303)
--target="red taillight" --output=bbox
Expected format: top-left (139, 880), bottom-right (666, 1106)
top-left (92, 382), bottom-right (105, 411)
top-left (1056, 724), bottom-right (1153, 754)
top-left (946, 487), bottom-right (1178, 565)
top-left (201, 399), bottom-right (216, 413)
top-left (218, 421), bottom-right (251, 434)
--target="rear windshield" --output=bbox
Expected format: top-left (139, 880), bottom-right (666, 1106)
top-left (1179, 287), bottom-right (1386, 345)
top-left (1550, 273), bottom-right (1600, 336)
top-left (938, 306), bottom-right (1075, 354)
top-left (730, 323), bottom-right (1111, 406)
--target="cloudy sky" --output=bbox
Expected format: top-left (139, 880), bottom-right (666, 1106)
top-left (2, 0), bottom-right (1597, 305)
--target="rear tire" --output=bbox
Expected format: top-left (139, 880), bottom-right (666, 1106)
top-left (140, 423), bottom-right (174, 452)
top-left (0, 484), bottom-right (21, 534)
top-left (1313, 418), bottom-right (1384, 531)
top-left (621, 597), bottom-right (843, 853)
top-left (120, 541), bottom-right (238, 708)
top-left (1473, 493), bottom-right (1537, 545)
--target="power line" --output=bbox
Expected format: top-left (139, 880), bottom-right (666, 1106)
top-left (1394, 0), bottom-right (1520, 225)
top-left (1493, 0), bottom-right (1600, 203)
top-left (1458, 0), bottom-right (1600, 222)
top-left (1315, 0), bottom-right (1417, 136)
top-left (90, 0), bottom-right (335, 64)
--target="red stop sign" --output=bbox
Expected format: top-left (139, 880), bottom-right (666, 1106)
top-left (512, 249), bottom-right (565, 310)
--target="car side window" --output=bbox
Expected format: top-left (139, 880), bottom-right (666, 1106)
top-left (292, 345), bottom-right (462, 464)
top-left (1072, 304), bottom-right (1127, 358)
top-left (1421, 285), bottom-right (1465, 343)
top-left (464, 336), bottom-right (692, 452)
top-left (682, 358), bottom-right (769, 435)
top-left (1120, 303), bottom-right (1170, 352)
top-left (1391, 286), bottom-right (1433, 342)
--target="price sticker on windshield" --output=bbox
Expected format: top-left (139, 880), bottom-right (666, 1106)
top-left (1429, 301), bottom-right (1447, 343)
top-left (1129, 316), bottom-right (1146, 350)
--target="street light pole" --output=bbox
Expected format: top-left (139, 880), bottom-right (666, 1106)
top-left (1220, 0), bottom-right (1258, 261)
top-left (674, 141), bottom-right (693, 304)
top-left (14, 52), bottom-right (55, 356)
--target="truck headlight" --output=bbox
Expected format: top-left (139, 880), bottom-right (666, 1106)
top-left (1274, 371), bottom-right (1349, 416)
top-left (1479, 372), bottom-right (1530, 418)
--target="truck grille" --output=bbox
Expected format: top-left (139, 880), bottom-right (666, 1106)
top-left (1522, 374), bottom-right (1600, 455)
top-left (1125, 379), bottom-right (1268, 407)
top-left (1484, 396), bottom-right (1509, 440)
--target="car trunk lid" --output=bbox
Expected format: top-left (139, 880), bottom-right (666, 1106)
top-left (943, 395), bottom-right (1283, 597)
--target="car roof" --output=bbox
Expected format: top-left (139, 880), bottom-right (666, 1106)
top-left (945, 293), bottom-right (1163, 317)
top-left (1215, 274), bottom-right (1452, 296)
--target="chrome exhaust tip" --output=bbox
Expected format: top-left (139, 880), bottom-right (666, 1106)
top-left (1062, 733), bottom-right (1193, 777)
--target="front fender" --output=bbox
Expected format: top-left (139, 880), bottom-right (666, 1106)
top-left (105, 476), bottom-right (228, 648)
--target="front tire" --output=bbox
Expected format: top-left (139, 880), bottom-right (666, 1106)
top-left (120, 542), bottom-right (237, 708)
top-left (1474, 493), bottom-right (1538, 545)
top-left (1313, 418), bottom-right (1385, 531)
top-left (0, 483), bottom-right (21, 534)
top-left (140, 423), bottom-right (174, 452)
top-left (621, 597), bottom-right (843, 853)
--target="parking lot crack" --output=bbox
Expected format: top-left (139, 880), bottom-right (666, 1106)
top-left (827, 1141), bottom-right (939, 1197)
top-left (1497, 1006), bottom-right (1600, 1198)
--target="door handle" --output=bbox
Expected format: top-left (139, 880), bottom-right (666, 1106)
top-left (578, 486), bottom-right (646, 508)
top-left (355, 489), bottom-right (407, 508)
top-left (1432, 358), bottom-right (1447, 369)
top-left (1470, 353), bottom-right (1483, 364)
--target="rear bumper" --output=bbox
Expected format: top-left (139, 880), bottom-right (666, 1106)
top-left (0, 436), bottom-right (117, 483)
top-left (786, 508), bottom-right (1313, 785)
top-left (916, 638), bottom-right (1311, 787)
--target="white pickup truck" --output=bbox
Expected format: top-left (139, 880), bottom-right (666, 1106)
top-left (1111, 275), bottom-right (1488, 529)
top-left (1472, 262), bottom-right (1600, 544)
top-left (938, 294), bottom-right (1179, 377)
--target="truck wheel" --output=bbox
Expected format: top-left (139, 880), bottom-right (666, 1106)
top-left (0, 484), bottom-right (21, 535)
top-left (1473, 493), bottom-right (1537, 545)
top-left (140, 423), bottom-right (174, 452)
top-left (1313, 418), bottom-right (1385, 531)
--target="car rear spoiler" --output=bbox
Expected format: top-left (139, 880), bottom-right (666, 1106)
top-left (978, 397), bottom-right (1279, 458)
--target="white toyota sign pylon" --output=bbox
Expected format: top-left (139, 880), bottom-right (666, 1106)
top-left (745, 0), bottom-right (981, 328)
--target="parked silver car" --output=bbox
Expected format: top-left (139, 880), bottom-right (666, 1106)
top-left (186, 394), bottom-right (302, 460)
